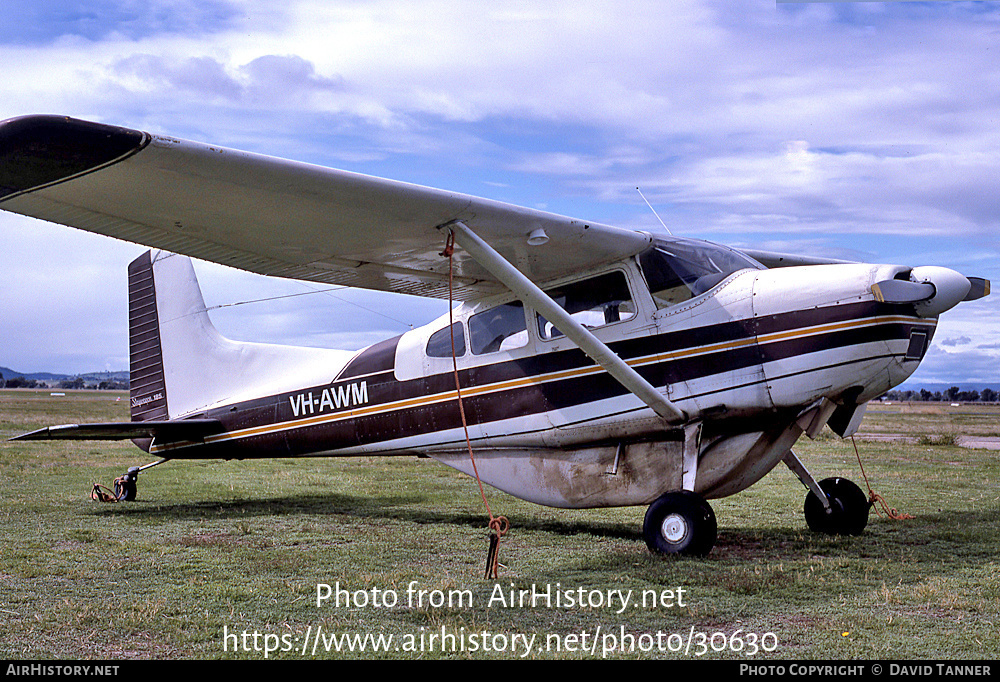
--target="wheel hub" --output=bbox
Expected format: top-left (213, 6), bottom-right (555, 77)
top-left (661, 513), bottom-right (688, 543)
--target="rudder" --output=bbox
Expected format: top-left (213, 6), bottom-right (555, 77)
top-left (128, 251), bottom-right (169, 422)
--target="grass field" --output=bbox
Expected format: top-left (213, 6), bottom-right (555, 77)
top-left (1, 389), bottom-right (998, 660)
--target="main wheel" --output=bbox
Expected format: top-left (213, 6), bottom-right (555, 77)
top-left (804, 477), bottom-right (870, 536)
top-left (643, 490), bottom-right (717, 556)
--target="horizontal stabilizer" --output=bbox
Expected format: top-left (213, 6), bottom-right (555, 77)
top-left (10, 419), bottom-right (223, 442)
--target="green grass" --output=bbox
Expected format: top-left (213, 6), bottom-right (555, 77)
top-left (1, 390), bottom-right (998, 660)
top-left (862, 401), bottom-right (1000, 438)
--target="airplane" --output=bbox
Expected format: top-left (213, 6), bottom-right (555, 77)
top-left (0, 114), bottom-right (991, 557)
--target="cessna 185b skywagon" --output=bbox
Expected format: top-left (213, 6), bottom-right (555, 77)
top-left (1, 115), bottom-right (991, 556)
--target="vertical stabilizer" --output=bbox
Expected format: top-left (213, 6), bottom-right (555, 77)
top-left (127, 250), bottom-right (357, 422)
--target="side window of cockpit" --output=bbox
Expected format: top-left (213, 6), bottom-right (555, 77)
top-left (469, 301), bottom-right (528, 355)
top-left (536, 271), bottom-right (636, 340)
top-left (426, 321), bottom-right (466, 358)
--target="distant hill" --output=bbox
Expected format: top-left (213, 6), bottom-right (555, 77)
top-left (897, 382), bottom-right (997, 393)
top-left (0, 366), bottom-right (69, 381)
top-left (1, 366), bottom-right (129, 386)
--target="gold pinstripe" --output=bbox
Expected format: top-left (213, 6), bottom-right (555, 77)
top-left (151, 314), bottom-right (933, 454)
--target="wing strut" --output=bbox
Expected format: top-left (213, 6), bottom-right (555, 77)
top-left (445, 221), bottom-right (687, 425)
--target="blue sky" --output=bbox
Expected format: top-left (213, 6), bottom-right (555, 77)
top-left (1, 0), bottom-right (998, 386)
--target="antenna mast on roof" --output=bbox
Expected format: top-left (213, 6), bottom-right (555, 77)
top-left (636, 187), bottom-right (672, 236)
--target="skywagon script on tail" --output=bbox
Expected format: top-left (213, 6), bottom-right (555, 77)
top-left (1, 114), bottom-right (991, 558)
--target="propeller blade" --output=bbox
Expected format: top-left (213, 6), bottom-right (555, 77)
top-left (964, 277), bottom-right (991, 301)
top-left (871, 279), bottom-right (935, 304)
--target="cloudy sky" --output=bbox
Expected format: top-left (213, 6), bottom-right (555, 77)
top-left (1, 0), bottom-right (997, 387)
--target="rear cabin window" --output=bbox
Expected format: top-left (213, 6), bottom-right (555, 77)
top-left (426, 321), bottom-right (466, 358)
top-left (637, 238), bottom-right (762, 309)
top-left (536, 271), bottom-right (636, 340)
top-left (469, 301), bottom-right (528, 355)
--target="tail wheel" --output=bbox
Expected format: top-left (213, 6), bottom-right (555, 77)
top-left (804, 477), bottom-right (870, 536)
top-left (643, 490), bottom-right (717, 556)
top-left (113, 467), bottom-right (140, 501)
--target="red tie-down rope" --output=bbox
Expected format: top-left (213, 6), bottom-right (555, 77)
top-left (851, 436), bottom-right (914, 521)
top-left (440, 231), bottom-right (510, 579)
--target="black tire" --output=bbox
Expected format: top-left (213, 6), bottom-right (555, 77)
top-left (114, 478), bottom-right (137, 501)
top-left (804, 477), bottom-right (870, 536)
top-left (114, 467), bottom-right (139, 501)
top-left (643, 490), bottom-right (717, 556)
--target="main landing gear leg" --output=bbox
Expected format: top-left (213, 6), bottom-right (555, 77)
top-left (782, 451), bottom-right (870, 536)
top-left (642, 422), bottom-right (717, 556)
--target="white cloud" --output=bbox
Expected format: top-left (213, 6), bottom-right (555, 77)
top-left (1, 0), bottom-right (998, 383)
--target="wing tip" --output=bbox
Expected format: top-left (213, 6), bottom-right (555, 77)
top-left (0, 114), bottom-right (148, 201)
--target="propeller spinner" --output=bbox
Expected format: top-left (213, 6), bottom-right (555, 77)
top-left (872, 266), bottom-right (990, 317)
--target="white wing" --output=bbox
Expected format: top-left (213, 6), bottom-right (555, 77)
top-left (0, 115), bottom-right (651, 300)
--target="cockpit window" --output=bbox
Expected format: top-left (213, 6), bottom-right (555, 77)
top-left (469, 301), bottom-right (528, 355)
top-left (426, 321), bottom-right (465, 358)
top-left (637, 238), bottom-right (762, 309)
top-left (536, 271), bottom-right (636, 340)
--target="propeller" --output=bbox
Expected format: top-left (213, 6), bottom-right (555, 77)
top-left (871, 279), bottom-right (935, 304)
top-left (965, 277), bottom-right (991, 302)
top-left (872, 266), bottom-right (990, 317)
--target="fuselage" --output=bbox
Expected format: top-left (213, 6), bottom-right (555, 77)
top-left (143, 239), bottom-right (937, 508)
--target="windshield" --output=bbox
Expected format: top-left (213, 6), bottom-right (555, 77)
top-left (637, 238), bottom-right (763, 309)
